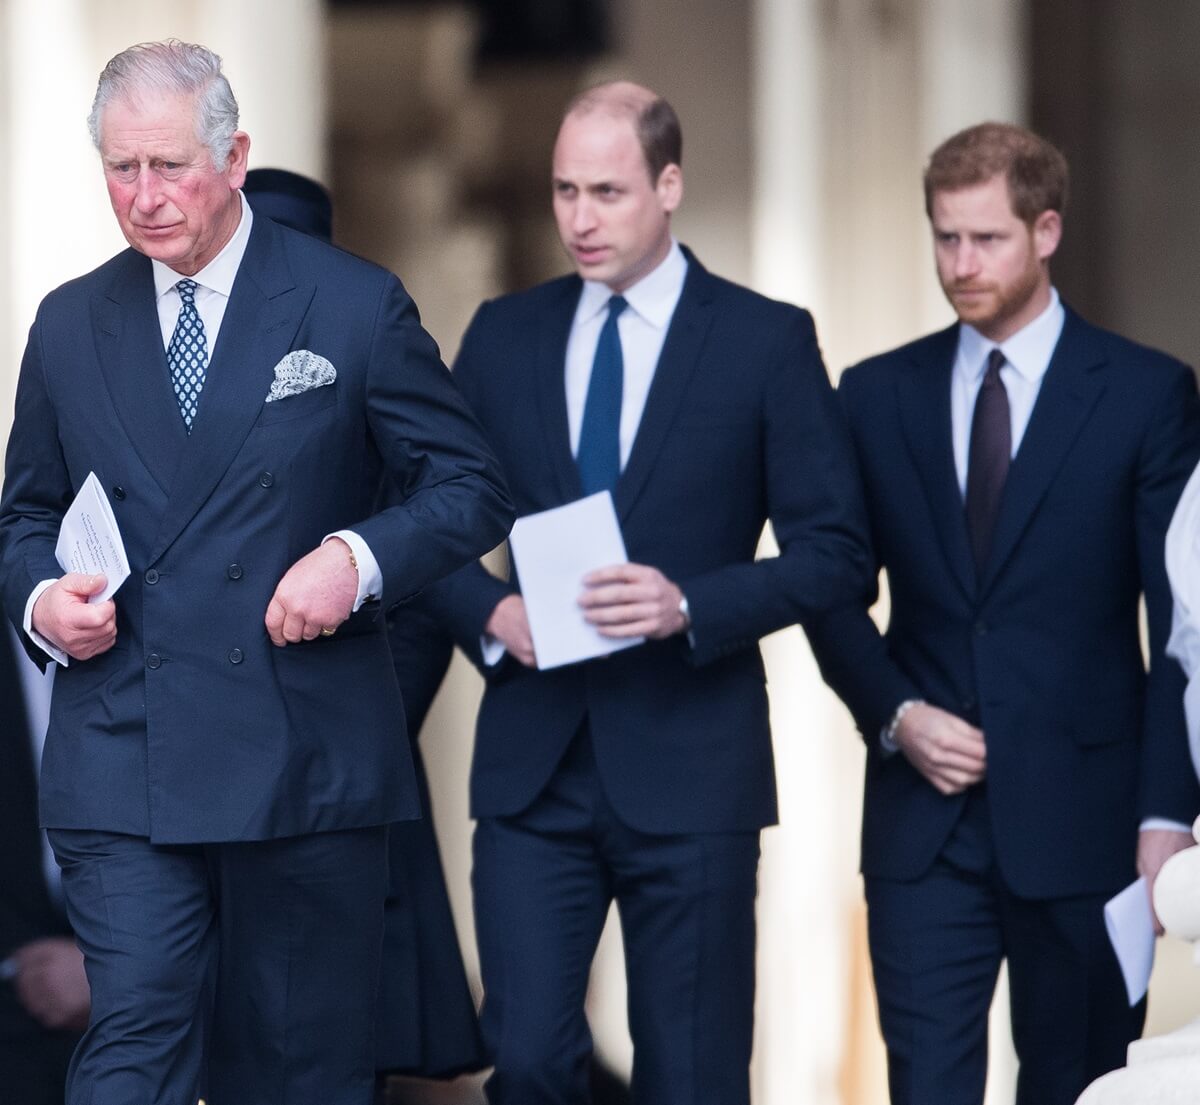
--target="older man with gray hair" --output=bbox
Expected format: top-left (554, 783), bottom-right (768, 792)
top-left (0, 39), bottom-right (512, 1105)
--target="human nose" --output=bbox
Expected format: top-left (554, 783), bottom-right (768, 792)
top-left (953, 242), bottom-right (980, 280)
top-left (572, 197), bottom-right (596, 236)
top-left (133, 168), bottom-right (162, 214)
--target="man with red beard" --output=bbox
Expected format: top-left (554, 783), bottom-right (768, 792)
top-left (807, 122), bottom-right (1200, 1105)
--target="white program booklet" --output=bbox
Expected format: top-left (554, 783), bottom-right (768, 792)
top-left (55, 471), bottom-right (130, 603)
top-left (1104, 877), bottom-right (1156, 1006)
top-left (508, 491), bottom-right (644, 670)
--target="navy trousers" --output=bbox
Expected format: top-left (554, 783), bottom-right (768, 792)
top-left (472, 726), bottom-right (760, 1105)
top-left (864, 787), bottom-right (1143, 1105)
top-left (49, 825), bottom-right (388, 1105)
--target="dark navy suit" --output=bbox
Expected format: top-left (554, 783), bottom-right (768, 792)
top-left (0, 213), bottom-right (512, 1104)
top-left (807, 308), bottom-right (1200, 1105)
top-left (424, 251), bottom-right (870, 1104)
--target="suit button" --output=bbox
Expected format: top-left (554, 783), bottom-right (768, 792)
top-left (146, 653), bottom-right (162, 670)
top-left (227, 563), bottom-right (243, 580)
top-left (112, 486), bottom-right (126, 501)
top-left (228, 648), bottom-right (244, 665)
top-left (973, 620), bottom-right (988, 637)
top-left (259, 471), bottom-right (274, 488)
top-left (144, 568), bottom-right (159, 585)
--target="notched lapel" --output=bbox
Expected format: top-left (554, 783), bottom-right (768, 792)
top-left (897, 328), bottom-right (976, 599)
top-left (149, 222), bottom-right (313, 563)
top-left (93, 253), bottom-right (187, 496)
top-left (535, 280), bottom-right (584, 505)
top-left (613, 263), bottom-right (714, 520)
top-left (979, 315), bottom-right (1107, 593)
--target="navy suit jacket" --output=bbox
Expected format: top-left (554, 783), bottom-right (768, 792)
top-left (0, 214), bottom-right (513, 844)
top-left (422, 251), bottom-right (870, 834)
top-left (807, 308), bottom-right (1200, 898)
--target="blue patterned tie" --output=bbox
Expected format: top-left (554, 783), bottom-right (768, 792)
top-left (576, 295), bottom-right (628, 495)
top-left (168, 278), bottom-right (209, 433)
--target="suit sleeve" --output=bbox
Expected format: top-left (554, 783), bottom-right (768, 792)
top-left (1136, 362), bottom-right (1200, 823)
top-left (0, 311), bottom-right (74, 668)
top-left (680, 311), bottom-right (875, 666)
top-left (348, 277), bottom-right (514, 610)
top-left (803, 366), bottom-right (925, 742)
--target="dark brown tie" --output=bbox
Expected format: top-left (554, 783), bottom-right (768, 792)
top-left (965, 348), bottom-right (1011, 572)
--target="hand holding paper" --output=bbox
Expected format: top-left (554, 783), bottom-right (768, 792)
top-left (579, 562), bottom-right (688, 639)
top-left (508, 492), bottom-right (643, 670)
top-left (33, 472), bottom-right (130, 663)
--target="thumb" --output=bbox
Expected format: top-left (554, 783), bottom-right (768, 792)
top-left (63, 572), bottom-right (107, 597)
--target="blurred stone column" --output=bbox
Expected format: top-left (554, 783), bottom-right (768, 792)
top-left (749, 2), bottom-right (1024, 1104)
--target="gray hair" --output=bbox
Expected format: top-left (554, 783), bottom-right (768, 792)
top-left (88, 40), bottom-right (239, 169)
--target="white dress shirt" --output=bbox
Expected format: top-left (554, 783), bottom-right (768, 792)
top-left (950, 289), bottom-right (1065, 493)
top-left (565, 240), bottom-right (688, 465)
top-left (25, 193), bottom-right (380, 663)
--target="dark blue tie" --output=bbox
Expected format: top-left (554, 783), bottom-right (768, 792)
top-left (577, 295), bottom-right (628, 495)
top-left (168, 278), bottom-right (209, 433)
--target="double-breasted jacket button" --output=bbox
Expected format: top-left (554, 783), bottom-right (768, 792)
top-left (146, 653), bottom-right (162, 670)
top-left (227, 563), bottom-right (243, 580)
top-left (112, 486), bottom-right (126, 501)
top-left (144, 568), bottom-right (159, 585)
top-left (228, 648), bottom-right (244, 665)
top-left (259, 471), bottom-right (274, 488)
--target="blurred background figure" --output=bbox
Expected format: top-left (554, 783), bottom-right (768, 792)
top-left (0, 625), bottom-right (89, 1105)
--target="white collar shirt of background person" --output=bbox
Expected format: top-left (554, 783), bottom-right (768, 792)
top-left (1166, 461), bottom-right (1200, 784)
top-left (7, 623), bottom-right (59, 903)
top-left (564, 238), bottom-right (688, 466)
top-left (480, 240), bottom-right (688, 668)
top-left (950, 287), bottom-right (1065, 496)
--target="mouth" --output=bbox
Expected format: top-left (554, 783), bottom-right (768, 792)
top-left (572, 244), bottom-right (609, 264)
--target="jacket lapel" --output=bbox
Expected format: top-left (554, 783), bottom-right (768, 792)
top-left (534, 277), bottom-right (585, 505)
top-left (149, 217), bottom-right (314, 562)
top-left (897, 325), bottom-right (977, 599)
top-left (978, 309), bottom-right (1107, 593)
top-left (92, 251), bottom-right (188, 496)
top-left (613, 255), bottom-right (714, 520)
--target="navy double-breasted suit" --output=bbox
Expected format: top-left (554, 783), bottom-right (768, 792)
top-left (0, 212), bottom-right (513, 1104)
top-left (807, 307), bottom-right (1200, 1105)
top-left (422, 250), bottom-right (870, 1103)
top-left (0, 214), bottom-right (512, 844)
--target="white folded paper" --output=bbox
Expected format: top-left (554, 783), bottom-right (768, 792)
top-left (55, 471), bottom-right (130, 603)
top-left (1104, 877), bottom-right (1156, 1006)
top-left (508, 491), bottom-right (644, 670)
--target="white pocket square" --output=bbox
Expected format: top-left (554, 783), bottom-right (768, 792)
top-left (265, 350), bottom-right (336, 402)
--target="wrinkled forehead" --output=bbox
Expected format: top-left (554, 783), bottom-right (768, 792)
top-left (98, 87), bottom-right (201, 148)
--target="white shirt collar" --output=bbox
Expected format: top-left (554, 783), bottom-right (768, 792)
top-left (153, 191), bottom-right (254, 301)
top-left (576, 239), bottom-right (688, 328)
top-left (957, 287), bottom-right (1065, 385)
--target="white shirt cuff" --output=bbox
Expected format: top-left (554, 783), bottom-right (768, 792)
top-left (480, 634), bottom-right (507, 667)
top-left (323, 531), bottom-right (381, 612)
top-left (24, 579), bottom-right (70, 666)
top-left (1140, 817), bottom-right (1194, 835)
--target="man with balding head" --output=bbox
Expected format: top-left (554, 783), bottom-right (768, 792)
top-left (421, 81), bottom-right (869, 1103)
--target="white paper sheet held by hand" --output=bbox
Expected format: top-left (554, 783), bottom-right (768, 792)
top-left (508, 491), bottom-right (644, 670)
top-left (1104, 877), bottom-right (1156, 1006)
top-left (55, 472), bottom-right (130, 603)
